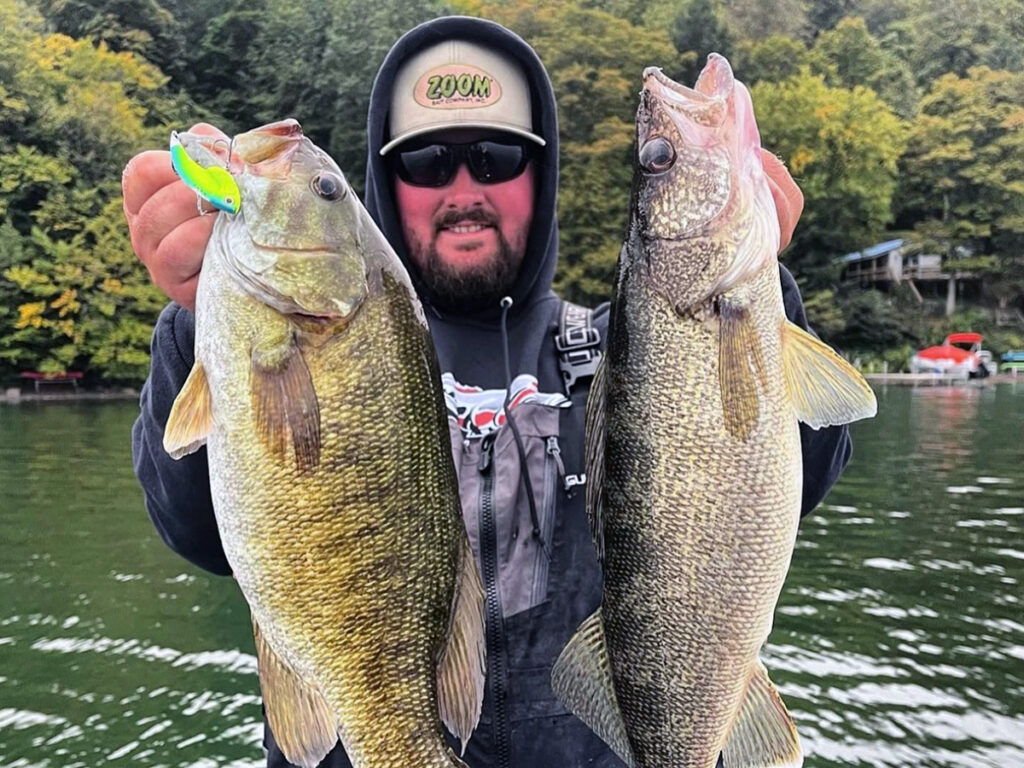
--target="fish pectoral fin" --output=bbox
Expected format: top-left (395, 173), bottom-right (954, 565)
top-left (721, 660), bottom-right (803, 768)
top-left (551, 610), bottom-right (636, 768)
top-left (437, 535), bottom-right (486, 753)
top-left (720, 299), bottom-right (767, 441)
top-left (251, 332), bottom-right (321, 473)
top-left (252, 618), bottom-right (339, 768)
top-left (163, 360), bottom-right (213, 458)
top-left (781, 320), bottom-right (877, 429)
top-left (584, 357), bottom-right (607, 562)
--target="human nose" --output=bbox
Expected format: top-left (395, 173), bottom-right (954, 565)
top-left (442, 163), bottom-right (486, 207)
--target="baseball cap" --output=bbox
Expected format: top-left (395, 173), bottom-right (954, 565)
top-left (379, 39), bottom-right (546, 155)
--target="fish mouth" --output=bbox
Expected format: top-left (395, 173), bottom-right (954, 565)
top-left (643, 67), bottom-right (702, 104)
top-left (642, 56), bottom-right (733, 128)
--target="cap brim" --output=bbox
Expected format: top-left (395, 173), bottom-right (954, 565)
top-left (380, 122), bottom-right (546, 155)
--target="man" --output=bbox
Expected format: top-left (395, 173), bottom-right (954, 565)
top-left (124, 16), bottom-right (850, 768)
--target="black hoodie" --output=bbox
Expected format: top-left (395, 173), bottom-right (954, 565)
top-left (132, 15), bottom-right (852, 768)
top-left (364, 16), bottom-right (568, 394)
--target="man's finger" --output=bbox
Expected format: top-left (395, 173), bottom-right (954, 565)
top-left (151, 215), bottom-right (215, 286)
top-left (166, 274), bottom-right (201, 312)
top-left (128, 176), bottom-right (206, 268)
top-left (122, 150), bottom-right (177, 217)
top-left (189, 122), bottom-right (230, 141)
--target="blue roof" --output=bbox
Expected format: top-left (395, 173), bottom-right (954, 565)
top-left (842, 238), bottom-right (905, 263)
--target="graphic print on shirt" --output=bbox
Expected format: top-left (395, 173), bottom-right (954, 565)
top-left (443, 372), bottom-right (569, 438)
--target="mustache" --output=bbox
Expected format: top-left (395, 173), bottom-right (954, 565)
top-left (435, 208), bottom-right (498, 231)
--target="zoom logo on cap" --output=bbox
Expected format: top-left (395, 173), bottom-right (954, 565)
top-left (414, 64), bottom-right (503, 109)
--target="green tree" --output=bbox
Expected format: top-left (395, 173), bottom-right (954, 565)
top-left (733, 35), bottom-right (807, 85)
top-left (898, 66), bottom-right (1024, 302)
top-left (808, 16), bottom-right (917, 117)
top-left (806, 0), bottom-right (858, 34)
top-left (0, 0), bottom-right (177, 381)
top-left (669, 0), bottom-right (734, 84)
top-left (889, 0), bottom-right (1024, 87)
top-left (722, 0), bottom-right (808, 42)
top-left (30, 0), bottom-right (189, 80)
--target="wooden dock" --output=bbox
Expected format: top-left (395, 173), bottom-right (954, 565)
top-left (864, 372), bottom-right (971, 386)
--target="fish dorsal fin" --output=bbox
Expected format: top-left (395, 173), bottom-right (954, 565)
top-left (781, 320), bottom-right (877, 429)
top-left (437, 534), bottom-right (486, 753)
top-left (251, 330), bottom-right (321, 473)
top-left (551, 610), bottom-right (636, 768)
top-left (584, 357), bottom-right (608, 562)
top-left (163, 360), bottom-right (213, 458)
top-left (719, 299), bottom-right (768, 441)
top-left (252, 617), bottom-right (339, 768)
top-left (721, 659), bottom-right (802, 768)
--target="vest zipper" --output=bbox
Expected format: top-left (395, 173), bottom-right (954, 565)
top-left (532, 436), bottom-right (562, 605)
top-left (477, 432), bottom-right (511, 768)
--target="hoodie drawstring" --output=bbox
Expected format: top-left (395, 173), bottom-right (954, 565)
top-left (499, 296), bottom-right (550, 559)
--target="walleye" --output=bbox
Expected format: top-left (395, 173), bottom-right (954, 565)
top-left (162, 120), bottom-right (484, 768)
top-left (551, 56), bottom-right (876, 768)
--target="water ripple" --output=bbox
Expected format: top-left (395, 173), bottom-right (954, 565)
top-left (29, 635), bottom-right (257, 675)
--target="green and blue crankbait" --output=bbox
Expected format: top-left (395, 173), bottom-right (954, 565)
top-left (170, 131), bottom-right (241, 215)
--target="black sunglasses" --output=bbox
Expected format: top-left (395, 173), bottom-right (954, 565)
top-left (390, 138), bottom-right (534, 187)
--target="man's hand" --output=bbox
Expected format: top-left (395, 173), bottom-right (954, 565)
top-left (122, 123), bottom-right (228, 310)
top-left (760, 148), bottom-right (804, 254)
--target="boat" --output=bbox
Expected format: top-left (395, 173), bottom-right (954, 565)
top-left (1002, 350), bottom-right (1024, 375)
top-left (909, 333), bottom-right (998, 378)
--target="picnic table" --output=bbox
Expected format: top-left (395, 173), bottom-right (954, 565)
top-left (19, 371), bottom-right (84, 392)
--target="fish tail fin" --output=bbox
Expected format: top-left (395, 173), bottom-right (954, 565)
top-left (721, 660), bottom-right (803, 768)
top-left (782, 320), bottom-right (877, 429)
top-left (551, 610), bottom-right (636, 768)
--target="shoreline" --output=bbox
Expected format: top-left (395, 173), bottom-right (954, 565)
top-left (4, 375), bottom-right (1023, 403)
top-left (1, 388), bottom-right (139, 404)
top-left (864, 372), bottom-right (1022, 386)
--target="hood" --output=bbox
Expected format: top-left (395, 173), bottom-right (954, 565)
top-left (364, 16), bottom-right (560, 327)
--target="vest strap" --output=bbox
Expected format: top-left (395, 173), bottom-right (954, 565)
top-left (556, 301), bottom-right (602, 396)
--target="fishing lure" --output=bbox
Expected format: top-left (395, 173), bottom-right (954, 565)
top-left (170, 131), bottom-right (241, 215)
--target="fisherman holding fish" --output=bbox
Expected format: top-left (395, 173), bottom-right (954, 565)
top-left (123, 16), bottom-right (852, 768)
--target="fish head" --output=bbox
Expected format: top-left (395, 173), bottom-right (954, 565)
top-left (178, 120), bottom-right (377, 326)
top-left (632, 55), bottom-right (779, 313)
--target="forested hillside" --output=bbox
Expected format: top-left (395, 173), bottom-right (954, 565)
top-left (3, 0), bottom-right (1023, 382)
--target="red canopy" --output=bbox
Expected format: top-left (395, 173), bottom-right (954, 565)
top-left (917, 345), bottom-right (973, 363)
top-left (946, 333), bottom-right (983, 345)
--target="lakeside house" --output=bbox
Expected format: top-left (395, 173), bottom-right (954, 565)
top-left (840, 239), bottom-right (1023, 327)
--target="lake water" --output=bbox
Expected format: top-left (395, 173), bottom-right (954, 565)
top-left (1, 385), bottom-right (1022, 767)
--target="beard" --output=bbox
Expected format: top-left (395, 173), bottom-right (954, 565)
top-left (406, 209), bottom-right (526, 312)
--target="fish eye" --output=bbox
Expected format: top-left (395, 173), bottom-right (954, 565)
top-left (311, 172), bottom-right (346, 201)
top-left (639, 137), bottom-right (676, 175)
